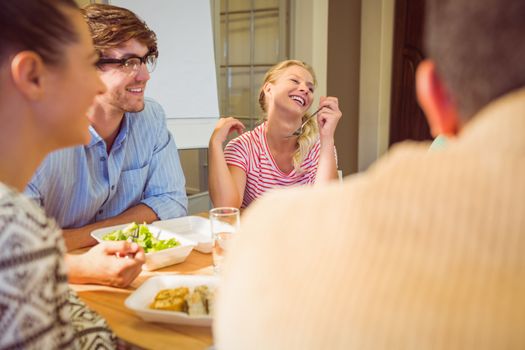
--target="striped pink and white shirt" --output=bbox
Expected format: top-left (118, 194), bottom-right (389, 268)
top-left (224, 122), bottom-right (321, 208)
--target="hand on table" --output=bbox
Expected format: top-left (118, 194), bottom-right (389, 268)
top-left (67, 241), bottom-right (146, 288)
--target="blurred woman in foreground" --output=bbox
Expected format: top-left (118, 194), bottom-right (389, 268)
top-left (0, 0), bottom-right (127, 348)
top-left (209, 60), bottom-right (342, 208)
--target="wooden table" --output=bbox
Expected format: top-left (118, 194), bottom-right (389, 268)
top-left (70, 250), bottom-right (215, 350)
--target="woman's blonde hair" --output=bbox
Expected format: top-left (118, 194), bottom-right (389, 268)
top-left (258, 60), bottom-right (319, 171)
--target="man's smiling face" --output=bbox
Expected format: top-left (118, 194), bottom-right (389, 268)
top-left (95, 38), bottom-right (151, 114)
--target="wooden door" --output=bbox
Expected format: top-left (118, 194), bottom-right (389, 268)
top-left (389, 0), bottom-right (431, 146)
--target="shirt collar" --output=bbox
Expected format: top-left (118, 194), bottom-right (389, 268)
top-left (86, 126), bottom-right (102, 148)
top-left (85, 113), bottom-right (130, 149)
top-left (113, 113), bottom-right (130, 150)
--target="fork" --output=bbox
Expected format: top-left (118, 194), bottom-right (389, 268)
top-left (128, 227), bottom-right (139, 243)
top-left (286, 106), bottom-right (324, 138)
top-left (116, 226), bottom-right (139, 258)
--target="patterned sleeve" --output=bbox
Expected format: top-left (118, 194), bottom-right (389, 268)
top-left (68, 290), bottom-right (116, 349)
top-left (0, 188), bottom-right (74, 349)
top-left (0, 186), bottom-right (115, 349)
top-left (224, 135), bottom-right (250, 173)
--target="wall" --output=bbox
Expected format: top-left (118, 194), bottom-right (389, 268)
top-left (290, 0), bottom-right (328, 103)
top-left (179, 150), bottom-right (201, 194)
top-left (327, 0), bottom-right (362, 175)
top-left (358, 0), bottom-right (395, 171)
top-left (75, 0), bottom-right (105, 6)
top-left (75, 0), bottom-right (91, 6)
top-left (291, 0), bottom-right (394, 176)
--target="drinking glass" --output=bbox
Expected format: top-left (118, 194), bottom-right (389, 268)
top-left (209, 207), bottom-right (240, 273)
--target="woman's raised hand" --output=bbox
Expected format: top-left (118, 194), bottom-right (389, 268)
top-left (210, 117), bottom-right (245, 147)
top-left (316, 96), bottom-right (342, 141)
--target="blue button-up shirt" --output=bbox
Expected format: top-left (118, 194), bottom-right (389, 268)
top-left (25, 98), bottom-right (188, 228)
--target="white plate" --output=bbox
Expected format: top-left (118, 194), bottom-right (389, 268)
top-left (91, 224), bottom-right (196, 271)
top-left (152, 216), bottom-right (213, 253)
top-left (125, 275), bottom-right (219, 326)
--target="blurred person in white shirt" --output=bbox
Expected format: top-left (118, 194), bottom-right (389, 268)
top-left (214, 0), bottom-right (525, 348)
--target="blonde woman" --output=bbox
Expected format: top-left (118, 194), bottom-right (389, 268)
top-left (209, 60), bottom-right (342, 208)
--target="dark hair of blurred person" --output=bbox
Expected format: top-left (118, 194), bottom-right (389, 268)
top-left (0, 0), bottom-right (78, 65)
top-left (425, 0), bottom-right (525, 120)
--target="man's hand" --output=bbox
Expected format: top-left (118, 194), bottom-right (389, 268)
top-left (66, 241), bottom-right (146, 288)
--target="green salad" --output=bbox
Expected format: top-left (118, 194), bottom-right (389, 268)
top-left (102, 222), bottom-right (181, 253)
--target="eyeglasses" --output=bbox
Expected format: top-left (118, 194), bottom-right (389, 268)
top-left (97, 51), bottom-right (158, 74)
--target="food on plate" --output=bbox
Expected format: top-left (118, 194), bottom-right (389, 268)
top-left (150, 285), bottom-right (215, 316)
top-left (150, 287), bottom-right (189, 312)
top-left (102, 222), bottom-right (180, 253)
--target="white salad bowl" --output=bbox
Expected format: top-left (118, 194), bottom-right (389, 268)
top-left (152, 216), bottom-right (214, 253)
top-left (91, 223), bottom-right (196, 271)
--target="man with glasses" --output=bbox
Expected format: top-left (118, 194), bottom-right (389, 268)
top-left (25, 4), bottom-right (187, 287)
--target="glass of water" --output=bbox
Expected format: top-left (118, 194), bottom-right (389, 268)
top-left (209, 207), bottom-right (240, 273)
